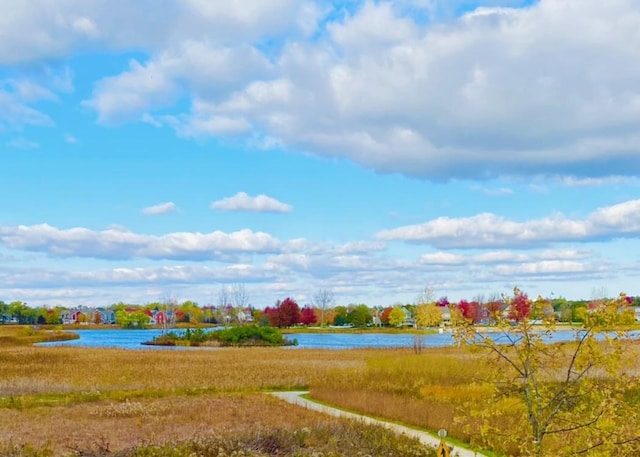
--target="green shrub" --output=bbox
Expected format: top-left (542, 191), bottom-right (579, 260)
top-left (211, 325), bottom-right (296, 347)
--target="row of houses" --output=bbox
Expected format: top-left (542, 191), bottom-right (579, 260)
top-left (61, 308), bottom-right (116, 325)
top-left (60, 306), bottom-right (255, 326)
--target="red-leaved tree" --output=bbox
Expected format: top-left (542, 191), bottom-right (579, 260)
top-left (300, 306), bottom-right (317, 325)
top-left (380, 307), bottom-right (393, 325)
top-left (457, 300), bottom-right (480, 323)
top-left (508, 289), bottom-right (532, 321)
top-left (267, 298), bottom-right (301, 328)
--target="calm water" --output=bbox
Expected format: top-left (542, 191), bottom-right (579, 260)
top-left (34, 327), bottom-right (607, 350)
top-left (36, 328), bottom-right (455, 350)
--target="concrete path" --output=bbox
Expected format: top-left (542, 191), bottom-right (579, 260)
top-left (271, 391), bottom-right (485, 457)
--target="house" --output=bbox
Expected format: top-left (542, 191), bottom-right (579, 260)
top-left (61, 309), bottom-right (88, 324)
top-left (438, 306), bottom-right (452, 324)
top-left (94, 308), bottom-right (116, 325)
top-left (400, 307), bottom-right (416, 327)
top-left (61, 307), bottom-right (115, 325)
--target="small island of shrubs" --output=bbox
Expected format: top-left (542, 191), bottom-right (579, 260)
top-left (144, 325), bottom-right (298, 347)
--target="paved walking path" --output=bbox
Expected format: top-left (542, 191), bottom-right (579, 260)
top-left (271, 391), bottom-right (485, 457)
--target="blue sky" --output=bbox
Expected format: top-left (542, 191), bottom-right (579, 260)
top-left (2, 0), bottom-right (640, 308)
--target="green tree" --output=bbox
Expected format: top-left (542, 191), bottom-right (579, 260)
top-left (180, 300), bottom-right (203, 324)
top-left (455, 288), bottom-right (640, 456)
top-left (332, 305), bottom-right (349, 326)
top-left (115, 309), bottom-right (150, 329)
top-left (0, 300), bottom-right (8, 323)
top-left (346, 304), bottom-right (372, 327)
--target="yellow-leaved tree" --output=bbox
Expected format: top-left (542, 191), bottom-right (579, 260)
top-left (454, 287), bottom-right (640, 456)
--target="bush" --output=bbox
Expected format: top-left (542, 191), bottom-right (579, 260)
top-left (211, 325), bottom-right (296, 347)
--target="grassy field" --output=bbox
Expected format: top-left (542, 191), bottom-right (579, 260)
top-left (1, 326), bottom-right (639, 456)
top-left (0, 327), bottom-right (441, 456)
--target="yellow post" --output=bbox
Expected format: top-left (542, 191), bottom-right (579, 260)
top-left (436, 429), bottom-right (451, 457)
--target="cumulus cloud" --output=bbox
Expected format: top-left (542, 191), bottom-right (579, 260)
top-left (142, 202), bottom-right (178, 216)
top-left (211, 192), bottom-right (292, 213)
top-left (6, 1), bottom-right (640, 180)
top-left (159, 0), bottom-right (640, 180)
top-left (0, 224), bottom-right (282, 260)
top-left (377, 199), bottom-right (640, 249)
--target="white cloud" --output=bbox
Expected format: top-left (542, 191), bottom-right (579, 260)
top-left (211, 192), bottom-right (293, 213)
top-left (84, 58), bottom-right (180, 125)
top-left (0, 87), bottom-right (53, 131)
top-left (557, 176), bottom-right (640, 188)
top-left (185, 0), bottom-right (640, 180)
top-left (490, 261), bottom-right (595, 277)
top-left (6, 1), bottom-right (640, 180)
top-left (420, 252), bottom-right (465, 265)
top-left (6, 137), bottom-right (39, 149)
top-left (142, 202), bottom-right (178, 216)
top-left (377, 199), bottom-right (640, 249)
top-left (471, 185), bottom-right (514, 196)
top-left (0, 224), bottom-right (282, 260)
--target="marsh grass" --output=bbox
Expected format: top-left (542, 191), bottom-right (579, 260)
top-left (0, 345), bottom-right (366, 399)
top-left (4, 330), bottom-right (638, 456)
top-left (0, 393), bottom-right (437, 457)
top-left (0, 326), bottom-right (77, 346)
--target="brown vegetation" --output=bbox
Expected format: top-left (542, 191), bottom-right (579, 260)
top-left (2, 325), bottom-right (639, 456)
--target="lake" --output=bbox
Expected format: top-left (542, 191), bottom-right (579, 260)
top-left (34, 327), bottom-right (606, 350)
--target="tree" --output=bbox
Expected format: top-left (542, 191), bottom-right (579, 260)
top-left (332, 305), bottom-right (349, 326)
top-left (508, 287), bottom-right (531, 321)
top-left (217, 286), bottom-right (230, 308)
top-left (300, 306), bottom-right (317, 326)
top-left (455, 288), bottom-right (640, 456)
top-left (267, 298), bottom-right (301, 328)
top-left (115, 309), bottom-right (150, 329)
top-left (231, 284), bottom-right (249, 309)
top-left (456, 299), bottom-right (480, 323)
top-left (388, 306), bottom-right (406, 327)
top-left (380, 306), bottom-right (393, 325)
top-left (313, 288), bottom-right (334, 326)
top-left (415, 303), bottom-right (443, 328)
top-left (0, 300), bottom-right (8, 323)
top-left (346, 304), bottom-right (372, 327)
top-left (180, 300), bottom-right (203, 324)
top-left (8, 301), bottom-right (30, 324)
top-left (416, 286), bottom-right (436, 306)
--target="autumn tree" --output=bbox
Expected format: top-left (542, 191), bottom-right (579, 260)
top-left (415, 303), bottom-right (443, 328)
top-left (455, 288), bottom-right (640, 456)
top-left (508, 288), bottom-right (532, 321)
top-left (388, 306), bottom-right (407, 327)
top-left (380, 306), bottom-right (393, 325)
top-left (300, 306), bottom-right (317, 326)
top-left (456, 299), bottom-right (480, 323)
top-left (266, 298), bottom-right (301, 328)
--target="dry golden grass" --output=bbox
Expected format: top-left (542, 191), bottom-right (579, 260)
top-left (0, 394), bottom-right (339, 455)
top-left (0, 345), bottom-right (368, 401)
top-left (309, 347), bottom-right (483, 443)
top-left (3, 327), bottom-right (639, 456)
top-left (0, 341), bottom-right (440, 456)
